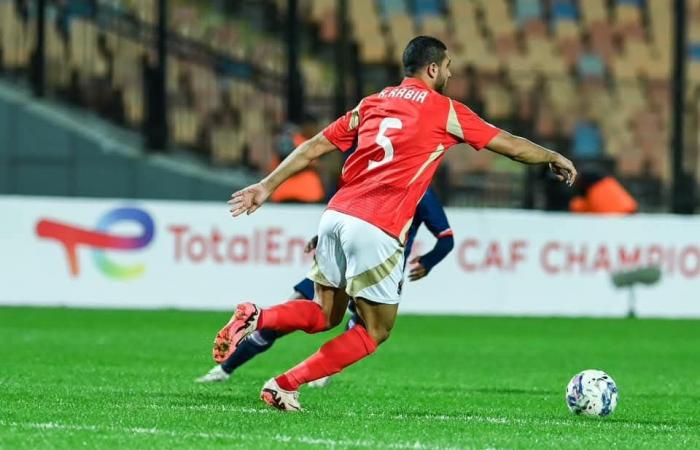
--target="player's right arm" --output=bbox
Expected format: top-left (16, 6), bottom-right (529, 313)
top-left (229, 102), bottom-right (362, 217)
top-left (228, 133), bottom-right (337, 216)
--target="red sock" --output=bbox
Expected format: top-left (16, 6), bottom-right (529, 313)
top-left (275, 324), bottom-right (378, 391)
top-left (257, 300), bottom-right (327, 334)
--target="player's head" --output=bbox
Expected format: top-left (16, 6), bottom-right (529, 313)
top-left (402, 36), bottom-right (451, 93)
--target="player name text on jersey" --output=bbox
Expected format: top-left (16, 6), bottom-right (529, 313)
top-left (377, 87), bottom-right (428, 103)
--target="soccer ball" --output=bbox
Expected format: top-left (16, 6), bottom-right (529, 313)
top-left (565, 369), bottom-right (618, 416)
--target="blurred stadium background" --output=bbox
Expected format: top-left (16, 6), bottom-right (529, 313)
top-left (0, 0), bottom-right (699, 211)
top-left (2, 2), bottom-right (700, 448)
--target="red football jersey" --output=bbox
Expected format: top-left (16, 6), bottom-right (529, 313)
top-left (322, 78), bottom-right (500, 242)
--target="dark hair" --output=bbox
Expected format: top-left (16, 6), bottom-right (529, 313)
top-left (402, 36), bottom-right (447, 76)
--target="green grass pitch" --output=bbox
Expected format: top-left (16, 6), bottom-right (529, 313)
top-left (1, 307), bottom-right (699, 449)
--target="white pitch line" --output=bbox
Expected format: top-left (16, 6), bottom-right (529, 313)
top-left (0, 421), bottom-right (476, 450)
top-left (2, 405), bottom-right (691, 435)
top-left (8, 383), bottom-right (692, 433)
top-left (1, 416), bottom-right (695, 450)
top-left (92, 401), bottom-right (692, 432)
top-left (370, 412), bottom-right (693, 432)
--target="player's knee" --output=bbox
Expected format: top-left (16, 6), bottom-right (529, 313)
top-left (319, 302), bottom-right (346, 330)
top-left (366, 326), bottom-right (391, 345)
top-left (325, 312), bottom-right (344, 329)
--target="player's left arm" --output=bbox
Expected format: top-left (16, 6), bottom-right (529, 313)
top-left (408, 191), bottom-right (455, 281)
top-left (448, 100), bottom-right (577, 186)
top-left (486, 131), bottom-right (577, 186)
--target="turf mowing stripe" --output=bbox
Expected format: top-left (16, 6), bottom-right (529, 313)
top-left (0, 421), bottom-right (476, 450)
top-left (52, 399), bottom-right (688, 432)
top-left (2, 310), bottom-right (699, 449)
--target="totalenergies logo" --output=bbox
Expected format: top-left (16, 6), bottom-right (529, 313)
top-left (36, 207), bottom-right (155, 279)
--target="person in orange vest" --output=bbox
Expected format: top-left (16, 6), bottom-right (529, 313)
top-left (269, 120), bottom-right (326, 203)
top-left (569, 167), bottom-right (637, 214)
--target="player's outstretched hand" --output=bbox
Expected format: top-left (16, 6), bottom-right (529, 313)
top-left (549, 154), bottom-right (577, 187)
top-left (408, 256), bottom-right (428, 281)
top-left (228, 183), bottom-right (270, 217)
top-left (304, 235), bottom-right (319, 253)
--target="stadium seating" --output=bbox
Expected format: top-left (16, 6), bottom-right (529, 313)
top-left (297, 0), bottom-right (688, 197)
top-left (0, 0), bottom-right (293, 172)
top-left (0, 0), bottom-right (696, 209)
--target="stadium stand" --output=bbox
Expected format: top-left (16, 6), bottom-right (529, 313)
top-left (296, 0), bottom-right (690, 209)
top-left (0, 0), bottom-right (697, 210)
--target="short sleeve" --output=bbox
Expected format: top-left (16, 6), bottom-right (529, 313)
top-left (322, 100), bottom-right (364, 152)
top-left (446, 99), bottom-right (500, 150)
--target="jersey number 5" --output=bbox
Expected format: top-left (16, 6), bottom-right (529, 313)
top-left (368, 117), bottom-right (402, 171)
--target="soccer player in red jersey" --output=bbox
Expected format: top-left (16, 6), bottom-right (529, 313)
top-left (223, 36), bottom-right (577, 410)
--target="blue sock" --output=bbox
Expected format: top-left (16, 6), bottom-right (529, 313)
top-left (221, 329), bottom-right (280, 374)
top-left (346, 313), bottom-right (363, 330)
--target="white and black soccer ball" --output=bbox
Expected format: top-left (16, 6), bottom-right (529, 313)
top-left (566, 369), bottom-right (618, 417)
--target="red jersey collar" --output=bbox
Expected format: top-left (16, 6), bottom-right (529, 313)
top-left (400, 77), bottom-right (433, 91)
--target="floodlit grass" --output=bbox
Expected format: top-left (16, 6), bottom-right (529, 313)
top-left (1, 307), bottom-right (698, 449)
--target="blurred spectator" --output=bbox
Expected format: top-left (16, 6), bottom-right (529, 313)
top-left (571, 118), bottom-right (604, 159)
top-left (269, 117), bottom-right (325, 203)
top-left (535, 100), bottom-right (574, 211)
top-left (570, 166), bottom-right (637, 214)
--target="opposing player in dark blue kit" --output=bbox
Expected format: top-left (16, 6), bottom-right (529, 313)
top-left (196, 187), bottom-right (454, 384)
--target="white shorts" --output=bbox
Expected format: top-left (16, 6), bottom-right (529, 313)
top-left (308, 209), bottom-right (405, 304)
